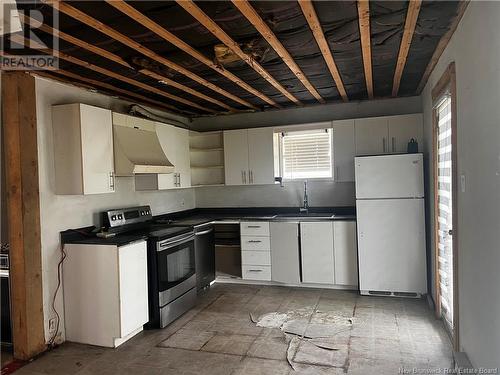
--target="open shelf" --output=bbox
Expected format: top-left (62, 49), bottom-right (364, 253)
top-left (189, 131), bottom-right (225, 186)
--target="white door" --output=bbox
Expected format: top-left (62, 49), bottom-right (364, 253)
top-left (300, 222), bottom-right (334, 284)
top-left (118, 241), bottom-right (149, 337)
top-left (332, 119), bottom-right (355, 182)
top-left (224, 129), bottom-right (249, 185)
top-left (355, 117), bottom-right (389, 155)
top-left (387, 114), bottom-right (423, 153)
top-left (355, 154), bottom-right (424, 199)
top-left (80, 104), bottom-right (115, 194)
top-left (435, 95), bottom-right (454, 330)
top-left (174, 127), bottom-right (192, 188)
top-left (248, 127), bottom-right (275, 185)
top-left (356, 199), bottom-right (427, 293)
top-left (270, 222), bottom-right (300, 284)
top-left (333, 221), bottom-right (358, 286)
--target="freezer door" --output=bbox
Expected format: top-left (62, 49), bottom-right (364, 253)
top-left (355, 154), bottom-right (424, 199)
top-left (356, 199), bottom-right (427, 294)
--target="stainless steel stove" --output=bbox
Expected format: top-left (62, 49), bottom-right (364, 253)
top-left (102, 206), bottom-right (197, 329)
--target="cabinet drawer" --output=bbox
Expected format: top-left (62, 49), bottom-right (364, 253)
top-left (241, 236), bottom-right (270, 251)
top-left (241, 251), bottom-right (271, 266)
top-left (240, 221), bottom-right (270, 236)
top-left (242, 265), bottom-right (271, 281)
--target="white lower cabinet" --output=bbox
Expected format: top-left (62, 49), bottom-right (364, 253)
top-left (300, 222), bottom-right (335, 284)
top-left (333, 221), bottom-right (358, 286)
top-left (240, 221), bottom-right (271, 281)
top-left (270, 222), bottom-right (300, 284)
top-left (63, 240), bottom-right (148, 347)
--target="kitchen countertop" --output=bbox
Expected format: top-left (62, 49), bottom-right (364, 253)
top-left (61, 226), bottom-right (149, 247)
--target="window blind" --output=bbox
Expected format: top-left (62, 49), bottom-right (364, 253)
top-left (281, 129), bottom-right (332, 179)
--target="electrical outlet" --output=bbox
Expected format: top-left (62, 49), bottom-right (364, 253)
top-left (48, 318), bottom-right (57, 333)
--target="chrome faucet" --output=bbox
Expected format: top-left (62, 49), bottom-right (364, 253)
top-left (300, 180), bottom-right (309, 214)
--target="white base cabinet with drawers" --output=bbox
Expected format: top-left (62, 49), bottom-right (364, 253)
top-left (240, 221), bottom-right (272, 281)
top-left (63, 240), bottom-right (149, 348)
top-left (237, 220), bottom-right (358, 288)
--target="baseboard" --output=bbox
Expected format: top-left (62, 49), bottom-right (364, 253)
top-left (454, 351), bottom-right (473, 371)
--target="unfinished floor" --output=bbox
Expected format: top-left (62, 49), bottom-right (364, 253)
top-left (14, 283), bottom-right (453, 375)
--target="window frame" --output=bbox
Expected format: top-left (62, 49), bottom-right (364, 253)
top-left (275, 127), bottom-right (336, 182)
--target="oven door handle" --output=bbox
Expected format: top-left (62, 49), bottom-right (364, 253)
top-left (158, 234), bottom-right (195, 251)
top-left (195, 228), bottom-right (214, 236)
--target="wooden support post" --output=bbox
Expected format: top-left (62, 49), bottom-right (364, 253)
top-left (2, 71), bottom-right (45, 360)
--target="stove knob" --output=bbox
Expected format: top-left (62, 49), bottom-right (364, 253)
top-left (111, 215), bottom-right (116, 221)
top-left (118, 214), bottom-right (123, 220)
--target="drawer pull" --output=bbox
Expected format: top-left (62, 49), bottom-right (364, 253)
top-left (248, 269), bottom-right (263, 272)
top-left (247, 225), bottom-right (261, 228)
top-left (247, 240), bottom-right (262, 243)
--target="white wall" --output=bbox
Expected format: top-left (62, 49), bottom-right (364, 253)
top-left (421, 2), bottom-right (500, 368)
top-left (35, 77), bottom-right (195, 343)
top-left (191, 96), bottom-right (422, 131)
top-left (195, 181), bottom-right (355, 208)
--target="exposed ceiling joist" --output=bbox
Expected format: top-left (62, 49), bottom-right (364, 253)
top-left (33, 69), bottom-right (190, 114)
top-left (416, 1), bottom-right (469, 94)
top-left (357, 0), bottom-right (374, 99)
top-left (106, 0), bottom-right (277, 109)
top-left (392, 0), bottom-right (422, 97)
top-left (176, 0), bottom-right (301, 106)
top-left (232, 0), bottom-right (324, 104)
top-left (9, 33), bottom-right (217, 114)
top-left (298, 0), bottom-right (348, 102)
top-left (42, 0), bottom-right (257, 111)
top-left (20, 14), bottom-right (238, 113)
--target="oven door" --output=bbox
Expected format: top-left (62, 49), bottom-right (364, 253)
top-left (157, 233), bottom-right (196, 307)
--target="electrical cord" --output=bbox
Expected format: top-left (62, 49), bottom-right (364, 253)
top-left (47, 246), bottom-right (66, 348)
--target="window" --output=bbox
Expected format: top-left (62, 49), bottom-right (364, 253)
top-left (277, 128), bottom-right (333, 180)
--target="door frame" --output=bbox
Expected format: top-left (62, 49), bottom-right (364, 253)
top-left (431, 62), bottom-right (459, 350)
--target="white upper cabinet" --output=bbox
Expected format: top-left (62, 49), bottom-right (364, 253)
top-left (135, 121), bottom-right (191, 190)
top-left (224, 128), bottom-right (274, 185)
top-left (223, 129), bottom-right (249, 185)
top-left (247, 128), bottom-right (275, 185)
top-left (355, 117), bottom-right (389, 156)
top-left (331, 119), bottom-right (355, 182)
top-left (355, 114), bottom-right (423, 156)
top-left (52, 103), bottom-right (115, 195)
top-left (387, 114), bottom-right (423, 153)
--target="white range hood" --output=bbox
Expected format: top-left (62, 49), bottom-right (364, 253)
top-left (113, 115), bottom-right (174, 176)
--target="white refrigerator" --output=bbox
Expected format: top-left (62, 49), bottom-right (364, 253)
top-left (355, 153), bottom-right (427, 296)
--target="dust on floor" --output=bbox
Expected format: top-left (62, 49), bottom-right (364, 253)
top-left (14, 283), bottom-right (453, 375)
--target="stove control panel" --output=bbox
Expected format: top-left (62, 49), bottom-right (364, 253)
top-left (103, 205), bottom-right (153, 228)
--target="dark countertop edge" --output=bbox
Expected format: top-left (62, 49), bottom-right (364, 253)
top-left (156, 206), bottom-right (356, 221)
top-left (61, 227), bottom-right (148, 246)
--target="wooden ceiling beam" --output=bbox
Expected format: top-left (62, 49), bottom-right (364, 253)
top-left (42, 0), bottom-right (257, 111)
top-left (176, 0), bottom-right (302, 106)
top-left (36, 69), bottom-right (194, 115)
top-left (106, 0), bottom-right (277, 109)
top-left (298, 0), bottom-right (348, 102)
top-left (20, 14), bottom-right (237, 113)
top-left (357, 0), bottom-right (374, 99)
top-left (392, 0), bottom-right (422, 97)
top-left (232, 0), bottom-right (324, 104)
top-left (8, 34), bottom-right (217, 114)
top-left (416, 1), bottom-right (469, 94)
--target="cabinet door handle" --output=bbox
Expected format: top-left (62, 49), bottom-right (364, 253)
top-left (247, 225), bottom-right (261, 228)
top-left (382, 138), bottom-right (386, 153)
top-left (109, 172), bottom-right (115, 191)
top-left (178, 173), bottom-right (181, 187)
top-left (248, 240), bottom-right (262, 243)
top-left (392, 137), bottom-right (395, 152)
top-left (336, 166), bottom-right (339, 180)
top-left (243, 171), bottom-right (247, 184)
top-left (241, 170), bottom-right (244, 184)
top-left (249, 170), bottom-right (253, 184)
top-left (248, 269), bottom-right (263, 272)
